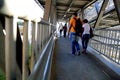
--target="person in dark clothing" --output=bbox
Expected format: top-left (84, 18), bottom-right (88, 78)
top-left (63, 24), bottom-right (67, 37)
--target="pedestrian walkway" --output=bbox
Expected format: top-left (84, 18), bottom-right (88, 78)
top-left (52, 37), bottom-right (112, 80)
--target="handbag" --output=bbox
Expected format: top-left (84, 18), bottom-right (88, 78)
top-left (90, 27), bottom-right (94, 38)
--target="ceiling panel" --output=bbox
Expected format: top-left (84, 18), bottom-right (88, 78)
top-left (38, 0), bottom-right (93, 20)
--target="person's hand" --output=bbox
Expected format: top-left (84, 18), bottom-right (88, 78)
top-left (68, 32), bottom-right (69, 36)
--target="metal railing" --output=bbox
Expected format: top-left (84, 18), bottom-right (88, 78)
top-left (89, 27), bottom-right (120, 64)
top-left (28, 33), bottom-right (56, 80)
top-left (0, 14), bottom-right (56, 80)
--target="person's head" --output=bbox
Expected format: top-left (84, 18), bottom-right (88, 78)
top-left (83, 19), bottom-right (88, 23)
top-left (73, 12), bottom-right (77, 17)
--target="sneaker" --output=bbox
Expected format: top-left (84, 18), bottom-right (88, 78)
top-left (72, 53), bottom-right (76, 56)
top-left (76, 50), bottom-right (81, 55)
top-left (70, 52), bottom-right (76, 56)
top-left (82, 50), bottom-right (87, 54)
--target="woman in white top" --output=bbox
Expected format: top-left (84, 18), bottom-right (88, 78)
top-left (82, 19), bottom-right (90, 54)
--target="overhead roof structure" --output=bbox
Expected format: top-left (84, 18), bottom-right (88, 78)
top-left (38, 0), bottom-right (94, 20)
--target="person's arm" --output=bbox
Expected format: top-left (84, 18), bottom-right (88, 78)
top-left (68, 19), bottom-right (73, 36)
top-left (68, 24), bottom-right (72, 36)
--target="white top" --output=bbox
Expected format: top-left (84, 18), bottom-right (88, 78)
top-left (82, 23), bottom-right (90, 35)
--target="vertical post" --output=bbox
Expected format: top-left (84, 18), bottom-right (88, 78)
top-left (40, 25), bottom-right (43, 49)
top-left (5, 16), bottom-right (17, 80)
top-left (37, 22), bottom-right (40, 56)
top-left (39, 24), bottom-right (42, 51)
top-left (30, 22), bottom-right (36, 71)
top-left (49, 25), bottom-right (51, 36)
top-left (42, 25), bottom-right (44, 47)
top-left (43, 25), bottom-right (45, 46)
top-left (45, 25), bottom-right (47, 42)
top-left (35, 21), bottom-right (38, 61)
top-left (22, 20), bottom-right (29, 80)
top-left (113, 0), bottom-right (120, 23)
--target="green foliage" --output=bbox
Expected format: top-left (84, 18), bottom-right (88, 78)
top-left (0, 68), bottom-right (5, 80)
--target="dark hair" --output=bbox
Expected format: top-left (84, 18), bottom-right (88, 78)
top-left (83, 19), bottom-right (88, 23)
top-left (73, 13), bottom-right (77, 17)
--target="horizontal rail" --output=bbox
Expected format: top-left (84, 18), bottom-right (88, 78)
top-left (89, 28), bottom-right (120, 64)
top-left (28, 34), bottom-right (56, 80)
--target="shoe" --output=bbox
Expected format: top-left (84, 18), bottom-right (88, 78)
top-left (76, 50), bottom-right (81, 55)
top-left (82, 50), bottom-right (87, 54)
top-left (72, 53), bottom-right (76, 56)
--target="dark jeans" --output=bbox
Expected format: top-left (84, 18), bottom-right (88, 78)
top-left (64, 30), bottom-right (67, 37)
top-left (70, 32), bottom-right (80, 54)
top-left (82, 34), bottom-right (90, 50)
top-left (60, 30), bottom-right (62, 36)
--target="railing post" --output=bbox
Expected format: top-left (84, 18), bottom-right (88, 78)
top-left (37, 22), bottom-right (40, 56)
top-left (5, 16), bottom-right (17, 80)
top-left (34, 21), bottom-right (38, 60)
top-left (42, 25), bottom-right (45, 47)
top-left (30, 22), bottom-right (36, 71)
top-left (22, 20), bottom-right (29, 80)
top-left (39, 24), bottom-right (42, 52)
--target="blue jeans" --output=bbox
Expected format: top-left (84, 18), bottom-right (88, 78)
top-left (70, 32), bottom-right (80, 54)
top-left (82, 34), bottom-right (90, 50)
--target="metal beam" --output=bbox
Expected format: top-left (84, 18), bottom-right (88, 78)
top-left (113, 0), bottom-right (120, 23)
top-left (83, 0), bottom-right (97, 9)
top-left (94, 0), bottom-right (109, 28)
top-left (62, 0), bottom-right (73, 18)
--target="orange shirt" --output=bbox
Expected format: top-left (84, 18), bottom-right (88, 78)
top-left (69, 17), bottom-right (77, 33)
top-left (68, 17), bottom-right (83, 33)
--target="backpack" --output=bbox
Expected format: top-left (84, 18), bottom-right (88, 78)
top-left (74, 18), bottom-right (83, 35)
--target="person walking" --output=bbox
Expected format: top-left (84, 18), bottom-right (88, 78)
top-left (58, 23), bottom-right (63, 37)
top-left (68, 13), bottom-right (81, 55)
top-left (63, 24), bottom-right (67, 37)
top-left (82, 19), bottom-right (90, 54)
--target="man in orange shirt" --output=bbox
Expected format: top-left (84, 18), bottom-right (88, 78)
top-left (68, 13), bottom-right (81, 55)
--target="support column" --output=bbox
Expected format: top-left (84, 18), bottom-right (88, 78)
top-left (5, 16), bottom-right (17, 80)
top-left (43, 0), bottom-right (52, 21)
top-left (113, 0), bottom-right (120, 22)
top-left (94, 0), bottom-right (109, 28)
top-left (22, 20), bottom-right (29, 80)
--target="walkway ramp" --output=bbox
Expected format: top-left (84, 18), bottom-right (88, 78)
top-left (52, 37), bottom-right (112, 80)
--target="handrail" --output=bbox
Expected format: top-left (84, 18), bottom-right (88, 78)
top-left (28, 33), bottom-right (56, 80)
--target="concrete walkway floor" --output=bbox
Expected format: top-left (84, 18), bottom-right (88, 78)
top-left (52, 37), bottom-right (112, 80)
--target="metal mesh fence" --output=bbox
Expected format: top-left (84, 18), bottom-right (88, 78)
top-left (89, 26), bottom-right (120, 64)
